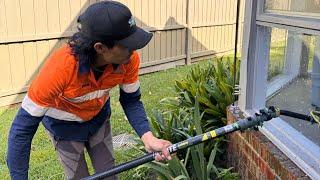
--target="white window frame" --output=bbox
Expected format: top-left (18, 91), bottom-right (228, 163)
top-left (256, 0), bottom-right (320, 34)
top-left (239, 0), bottom-right (320, 179)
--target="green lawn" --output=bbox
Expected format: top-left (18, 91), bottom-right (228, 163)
top-left (0, 59), bottom-right (214, 179)
top-left (268, 40), bottom-right (286, 80)
top-left (268, 35), bottom-right (316, 81)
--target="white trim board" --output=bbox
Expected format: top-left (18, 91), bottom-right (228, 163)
top-left (260, 118), bottom-right (320, 179)
top-left (256, 21), bottom-right (320, 36)
top-left (266, 74), bottom-right (296, 98)
top-left (257, 14), bottom-right (320, 32)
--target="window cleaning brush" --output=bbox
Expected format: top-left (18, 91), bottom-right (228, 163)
top-left (82, 107), bottom-right (320, 180)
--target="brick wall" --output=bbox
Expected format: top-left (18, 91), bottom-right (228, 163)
top-left (226, 107), bottom-right (310, 180)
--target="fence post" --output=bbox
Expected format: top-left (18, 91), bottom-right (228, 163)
top-left (185, 0), bottom-right (193, 65)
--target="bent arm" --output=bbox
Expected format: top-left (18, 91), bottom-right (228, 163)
top-left (119, 87), bottom-right (151, 137)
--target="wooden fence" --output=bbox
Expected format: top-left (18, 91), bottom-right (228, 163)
top-left (0, 0), bottom-right (244, 106)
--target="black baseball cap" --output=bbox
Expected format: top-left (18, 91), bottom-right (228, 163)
top-left (77, 1), bottom-right (153, 50)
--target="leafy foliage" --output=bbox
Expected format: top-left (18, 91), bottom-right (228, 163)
top-left (162, 57), bottom-right (240, 132)
top-left (132, 58), bottom-right (240, 179)
top-left (133, 98), bottom-right (238, 180)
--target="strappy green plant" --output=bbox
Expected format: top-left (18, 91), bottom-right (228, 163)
top-left (162, 57), bottom-right (240, 132)
top-left (131, 98), bottom-right (238, 180)
top-left (130, 58), bottom-right (240, 179)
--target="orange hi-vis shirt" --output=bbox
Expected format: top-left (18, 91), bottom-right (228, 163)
top-left (22, 44), bottom-right (141, 122)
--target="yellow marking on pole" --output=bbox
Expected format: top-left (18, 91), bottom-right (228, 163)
top-left (210, 130), bottom-right (217, 138)
top-left (178, 141), bottom-right (189, 148)
top-left (275, 107), bottom-right (281, 117)
top-left (202, 134), bottom-right (208, 141)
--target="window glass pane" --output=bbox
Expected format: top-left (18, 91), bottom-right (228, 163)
top-left (266, 29), bottom-right (320, 146)
top-left (265, 0), bottom-right (320, 18)
top-left (268, 28), bottom-right (287, 81)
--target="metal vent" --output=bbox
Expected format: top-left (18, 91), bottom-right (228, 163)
top-left (112, 133), bottom-right (136, 149)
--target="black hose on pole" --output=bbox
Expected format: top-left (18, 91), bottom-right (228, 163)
top-left (233, 0), bottom-right (241, 105)
top-left (280, 110), bottom-right (315, 123)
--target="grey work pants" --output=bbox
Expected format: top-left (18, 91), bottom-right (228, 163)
top-left (47, 120), bottom-right (117, 180)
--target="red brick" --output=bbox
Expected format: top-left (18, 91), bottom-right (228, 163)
top-left (265, 166), bottom-right (276, 180)
top-left (248, 170), bottom-right (257, 180)
top-left (260, 144), bottom-right (269, 162)
top-left (255, 166), bottom-right (261, 179)
top-left (252, 135), bottom-right (260, 154)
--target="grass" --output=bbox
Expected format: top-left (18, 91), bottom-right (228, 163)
top-left (268, 33), bottom-right (316, 81)
top-left (268, 40), bottom-right (286, 80)
top-left (0, 59), bottom-right (216, 179)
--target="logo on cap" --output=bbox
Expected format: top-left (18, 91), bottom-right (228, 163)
top-left (128, 16), bottom-right (136, 27)
top-left (77, 23), bottom-right (82, 30)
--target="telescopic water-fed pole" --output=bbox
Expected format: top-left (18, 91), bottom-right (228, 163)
top-left (82, 107), bottom-right (320, 180)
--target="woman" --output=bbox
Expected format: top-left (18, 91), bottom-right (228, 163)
top-left (7, 1), bottom-right (172, 179)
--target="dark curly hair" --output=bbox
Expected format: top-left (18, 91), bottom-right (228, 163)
top-left (68, 32), bottom-right (115, 74)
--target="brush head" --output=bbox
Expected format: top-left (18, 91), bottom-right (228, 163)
top-left (310, 110), bottom-right (320, 127)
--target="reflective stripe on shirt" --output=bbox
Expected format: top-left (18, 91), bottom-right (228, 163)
top-left (21, 95), bottom-right (47, 117)
top-left (63, 88), bottom-right (110, 103)
top-left (120, 81), bottom-right (140, 93)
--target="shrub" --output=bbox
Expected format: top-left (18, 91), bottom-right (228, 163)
top-left (132, 58), bottom-right (240, 179)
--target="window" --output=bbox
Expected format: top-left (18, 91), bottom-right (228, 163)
top-left (268, 28), bottom-right (287, 81)
top-left (265, 0), bottom-right (320, 18)
top-left (266, 31), bottom-right (320, 146)
top-left (239, 0), bottom-right (320, 178)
